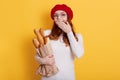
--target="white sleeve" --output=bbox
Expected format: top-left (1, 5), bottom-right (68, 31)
top-left (67, 31), bottom-right (84, 58)
top-left (44, 29), bottom-right (51, 36)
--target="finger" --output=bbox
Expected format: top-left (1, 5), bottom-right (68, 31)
top-left (49, 54), bottom-right (54, 57)
top-left (66, 21), bottom-right (69, 24)
top-left (66, 21), bottom-right (70, 26)
top-left (47, 54), bottom-right (53, 58)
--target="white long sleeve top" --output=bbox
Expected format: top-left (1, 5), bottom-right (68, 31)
top-left (39, 29), bottom-right (84, 80)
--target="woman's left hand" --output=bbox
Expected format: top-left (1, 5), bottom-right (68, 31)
top-left (55, 20), bottom-right (72, 33)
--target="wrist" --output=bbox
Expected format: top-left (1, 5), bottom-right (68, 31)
top-left (67, 30), bottom-right (72, 34)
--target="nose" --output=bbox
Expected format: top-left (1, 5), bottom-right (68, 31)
top-left (57, 15), bottom-right (60, 19)
top-left (57, 16), bottom-right (62, 21)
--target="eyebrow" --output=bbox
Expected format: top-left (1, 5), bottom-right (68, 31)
top-left (61, 12), bottom-right (66, 14)
top-left (54, 11), bottom-right (66, 14)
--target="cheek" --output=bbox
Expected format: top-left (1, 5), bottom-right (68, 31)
top-left (54, 18), bottom-right (58, 23)
top-left (54, 17), bottom-right (57, 21)
top-left (54, 20), bottom-right (57, 25)
top-left (63, 18), bottom-right (67, 22)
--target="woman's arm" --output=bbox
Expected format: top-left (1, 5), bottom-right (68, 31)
top-left (67, 31), bottom-right (84, 58)
top-left (35, 50), bottom-right (55, 65)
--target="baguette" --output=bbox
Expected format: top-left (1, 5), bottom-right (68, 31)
top-left (32, 38), bottom-right (39, 48)
top-left (44, 37), bottom-right (49, 45)
top-left (34, 29), bottom-right (44, 47)
top-left (33, 28), bottom-right (59, 77)
top-left (39, 28), bottom-right (45, 38)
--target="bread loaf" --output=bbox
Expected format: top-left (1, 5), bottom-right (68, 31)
top-left (33, 38), bottom-right (39, 48)
top-left (33, 28), bottom-right (59, 77)
top-left (34, 29), bottom-right (44, 47)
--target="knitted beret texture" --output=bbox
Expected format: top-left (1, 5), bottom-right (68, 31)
top-left (51, 4), bottom-right (73, 20)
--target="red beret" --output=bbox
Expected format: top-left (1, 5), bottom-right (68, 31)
top-left (51, 4), bottom-right (73, 20)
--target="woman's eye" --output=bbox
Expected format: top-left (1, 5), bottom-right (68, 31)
top-left (54, 14), bottom-right (58, 17)
top-left (61, 14), bottom-right (66, 16)
top-left (53, 13), bottom-right (67, 18)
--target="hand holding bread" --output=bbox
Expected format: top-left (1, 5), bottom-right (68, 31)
top-left (33, 28), bottom-right (59, 77)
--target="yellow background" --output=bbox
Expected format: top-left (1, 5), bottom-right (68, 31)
top-left (0, 0), bottom-right (120, 80)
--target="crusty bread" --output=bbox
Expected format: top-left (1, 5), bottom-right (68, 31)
top-left (39, 28), bottom-right (45, 38)
top-left (34, 29), bottom-right (44, 47)
top-left (44, 37), bottom-right (49, 45)
top-left (33, 38), bottom-right (39, 48)
top-left (33, 28), bottom-right (59, 77)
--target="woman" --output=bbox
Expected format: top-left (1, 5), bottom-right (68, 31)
top-left (35, 4), bottom-right (84, 80)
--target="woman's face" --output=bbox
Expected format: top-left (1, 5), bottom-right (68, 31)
top-left (53, 10), bottom-right (68, 23)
